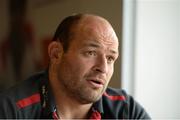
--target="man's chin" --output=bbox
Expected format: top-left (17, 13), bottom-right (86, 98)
top-left (77, 90), bottom-right (103, 104)
top-left (79, 96), bottom-right (101, 104)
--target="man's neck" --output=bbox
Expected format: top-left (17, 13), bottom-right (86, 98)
top-left (56, 98), bottom-right (92, 119)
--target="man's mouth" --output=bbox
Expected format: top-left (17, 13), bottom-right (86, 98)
top-left (87, 78), bottom-right (105, 89)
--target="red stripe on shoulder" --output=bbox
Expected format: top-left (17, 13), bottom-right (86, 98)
top-left (103, 92), bottom-right (126, 101)
top-left (16, 93), bottom-right (40, 109)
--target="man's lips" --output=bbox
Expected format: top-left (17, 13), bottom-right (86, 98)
top-left (86, 78), bottom-right (105, 88)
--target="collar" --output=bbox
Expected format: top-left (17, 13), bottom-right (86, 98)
top-left (90, 98), bottom-right (104, 120)
top-left (92, 97), bottom-right (104, 114)
top-left (40, 69), bottom-right (57, 118)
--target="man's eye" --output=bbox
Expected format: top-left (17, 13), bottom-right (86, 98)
top-left (107, 56), bottom-right (115, 63)
top-left (86, 51), bottom-right (96, 56)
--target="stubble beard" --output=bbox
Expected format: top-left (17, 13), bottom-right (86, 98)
top-left (61, 77), bottom-right (108, 104)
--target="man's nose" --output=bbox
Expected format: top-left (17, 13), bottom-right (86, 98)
top-left (93, 55), bottom-right (108, 74)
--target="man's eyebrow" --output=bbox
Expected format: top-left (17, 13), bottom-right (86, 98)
top-left (83, 42), bottom-right (100, 48)
top-left (83, 41), bottom-right (119, 55)
top-left (110, 49), bottom-right (118, 55)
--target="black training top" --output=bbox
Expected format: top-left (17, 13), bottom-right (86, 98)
top-left (0, 70), bottom-right (150, 119)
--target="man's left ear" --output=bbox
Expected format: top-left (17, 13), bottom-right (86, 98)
top-left (48, 41), bottom-right (63, 63)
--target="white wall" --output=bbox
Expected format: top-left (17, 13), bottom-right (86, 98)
top-left (123, 0), bottom-right (180, 118)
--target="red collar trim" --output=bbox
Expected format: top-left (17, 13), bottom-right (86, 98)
top-left (16, 93), bottom-right (40, 108)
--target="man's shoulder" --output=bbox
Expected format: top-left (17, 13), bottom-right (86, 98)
top-left (0, 71), bottom-right (45, 98)
top-left (101, 87), bottom-right (151, 119)
top-left (0, 71), bottom-right (46, 118)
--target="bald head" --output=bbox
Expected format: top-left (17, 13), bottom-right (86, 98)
top-left (53, 13), bottom-right (118, 52)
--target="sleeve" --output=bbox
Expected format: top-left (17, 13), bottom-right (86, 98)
top-left (0, 93), bottom-right (18, 118)
top-left (127, 95), bottom-right (151, 119)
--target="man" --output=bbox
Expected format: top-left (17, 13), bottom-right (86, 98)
top-left (0, 14), bottom-right (150, 119)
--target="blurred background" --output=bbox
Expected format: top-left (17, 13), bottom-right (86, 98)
top-left (0, 0), bottom-right (179, 118)
top-left (0, 0), bottom-right (123, 89)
